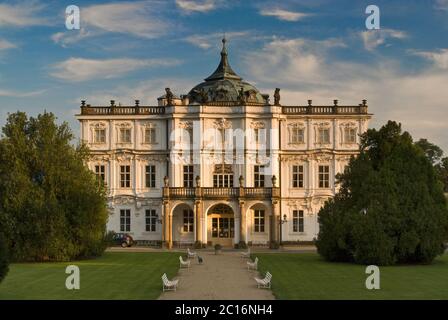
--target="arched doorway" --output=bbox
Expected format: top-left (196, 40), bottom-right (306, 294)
top-left (207, 203), bottom-right (234, 247)
top-left (171, 203), bottom-right (194, 246)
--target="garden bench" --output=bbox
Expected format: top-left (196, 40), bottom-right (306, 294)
top-left (241, 248), bottom-right (251, 259)
top-left (254, 271), bottom-right (272, 289)
top-left (247, 257), bottom-right (258, 271)
top-left (187, 248), bottom-right (197, 259)
top-left (179, 256), bottom-right (190, 269)
top-left (161, 273), bottom-right (178, 292)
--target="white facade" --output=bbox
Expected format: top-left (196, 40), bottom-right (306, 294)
top-left (76, 40), bottom-right (372, 247)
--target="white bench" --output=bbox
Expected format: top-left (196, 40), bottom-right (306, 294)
top-left (247, 257), bottom-right (258, 271)
top-left (179, 256), bottom-right (190, 269)
top-left (161, 273), bottom-right (179, 292)
top-left (241, 248), bottom-right (251, 259)
top-left (255, 271), bottom-right (272, 289)
top-left (187, 248), bottom-right (197, 259)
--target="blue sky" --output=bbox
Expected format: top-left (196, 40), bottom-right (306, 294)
top-left (0, 0), bottom-right (448, 151)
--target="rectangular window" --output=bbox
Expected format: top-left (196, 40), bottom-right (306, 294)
top-left (95, 165), bottom-right (105, 184)
top-left (254, 128), bottom-right (259, 144)
top-left (213, 174), bottom-right (233, 187)
top-left (120, 128), bottom-right (132, 143)
top-left (318, 165), bottom-right (330, 188)
top-left (291, 127), bottom-right (304, 144)
top-left (293, 210), bottom-right (304, 233)
top-left (120, 165), bottom-right (131, 188)
top-left (183, 209), bottom-right (194, 233)
top-left (120, 209), bottom-right (131, 232)
top-left (254, 210), bottom-right (265, 233)
top-left (94, 129), bottom-right (106, 144)
top-left (183, 165), bottom-right (194, 187)
top-left (144, 128), bottom-right (156, 144)
top-left (145, 165), bottom-right (156, 188)
top-left (292, 165), bottom-right (304, 188)
top-left (344, 127), bottom-right (357, 143)
top-left (318, 128), bottom-right (330, 144)
top-left (145, 209), bottom-right (157, 232)
top-left (254, 165), bottom-right (265, 188)
top-left (212, 217), bottom-right (218, 238)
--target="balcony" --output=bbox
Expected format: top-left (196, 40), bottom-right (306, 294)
top-left (164, 187), bottom-right (279, 200)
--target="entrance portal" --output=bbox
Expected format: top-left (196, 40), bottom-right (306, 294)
top-left (207, 204), bottom-right (234, 247)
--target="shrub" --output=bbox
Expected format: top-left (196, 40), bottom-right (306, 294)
top-left (269, 241), bottom-right (280, 250)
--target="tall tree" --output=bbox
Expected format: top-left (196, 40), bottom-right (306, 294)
top-left (0, 232), bottom-right (8, 283)
top-left (0, 112), bottom-right (108, 261)
top-left (415, 138), bottom-right (448, 192)
top-left (316, 121), bottom-right (448, 265)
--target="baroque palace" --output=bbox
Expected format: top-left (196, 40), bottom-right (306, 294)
top-left (76, 39), bottom-right (372, 248)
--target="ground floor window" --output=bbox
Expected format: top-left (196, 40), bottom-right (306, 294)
top-left (254, 209), bottom-right (265, 232)
top-left (211, 217), bottom-right (234, 238)
top-left (293, 210), bottom-right (304, 233)
top-left (120, 209), bottom-right (131, 232)
top-left (145, 209), bottom-right (157, 232)
top-left (183, 209), bottom-right (194, 232)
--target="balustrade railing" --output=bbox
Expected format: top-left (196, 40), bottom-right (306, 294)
top-left (80, 105), bottom-right (165, 115)
top-left (165, 187), bottom-right (279, 199)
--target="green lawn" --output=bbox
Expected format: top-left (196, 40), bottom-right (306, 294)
top-left (0, 252), bottom-right (179, 300)
top-left (255, 253), bottom-right (448, 300)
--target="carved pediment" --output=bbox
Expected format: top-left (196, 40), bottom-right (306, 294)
top-left (213, 118), bottom-right (232, 129)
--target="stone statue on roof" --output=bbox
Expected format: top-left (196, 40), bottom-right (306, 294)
top-left (274, 88), bottom-right (281, 105)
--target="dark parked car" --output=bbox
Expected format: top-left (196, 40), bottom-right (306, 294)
top-left (112, 233), bottom-right (135, 248)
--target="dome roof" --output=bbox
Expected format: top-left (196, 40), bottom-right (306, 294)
top-left (188, 38), bottom-right (267, 105)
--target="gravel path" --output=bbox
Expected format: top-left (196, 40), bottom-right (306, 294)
top-left (158, 251), bottom-right (275, 300)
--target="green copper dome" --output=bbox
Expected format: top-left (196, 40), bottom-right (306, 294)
top-left (188, 38), bottom-right (267, 105)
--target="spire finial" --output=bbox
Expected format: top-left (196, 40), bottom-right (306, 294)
top-left (221, 35), bottom-right (227, 54)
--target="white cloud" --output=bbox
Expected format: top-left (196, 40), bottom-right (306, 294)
top-left (0, 39), bottom-right (16, 51)
top-left (245, 37), bottom-right (448, 152)
top-left (259, 8), bottom-right (309, 22)
top-left (0, 89), bottom-right (46, 97)
top-left (185, 31), bottom-right (252, 49)
top-left (81, 78), bottom-right (193, 106)
top-left (0, 1), bottom-right (49, 27)
top-left (412, 49), bottom-right (448, 69)
top-left (52, 1), bottom-right (170, 45)
top-left (175, 0), bottom-right (217, 13)
top-left (435, 0), bottom-right (448, 10)
top-left (360, 29), bottom-right (407, 51)
top-left (50, 58), bottom-right (181, 82)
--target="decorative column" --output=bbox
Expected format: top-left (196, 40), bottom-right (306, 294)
top-left (162, 176), bottom-right (170, 248)
top-left (238, 175), bottom-right (246, 245)
top-left (271, 175), bottom-right (280, 245)
top-left (168, 213), bottom-right (173, 249)
top-left (239, 201), bottom-right (245, 244)
top-left (271, 200), bottom-right (280, 243)
top-left (194, 175), bottom-right (202, 245)
top-left (194, 200), bottom-right (201, 243)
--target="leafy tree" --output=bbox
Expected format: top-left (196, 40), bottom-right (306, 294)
top-left (415, 138), bottom-right (448, 192)
top-left (316, 121), bottom-right (448, 265)
top-left (0, 232), bottom-right (9, 283)
top-left (436, 157), bottom-right (448, 192)
top-left (0, 112), bottom-right (108, 261)
top-left (415, 138), bottom-right (444, 165)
